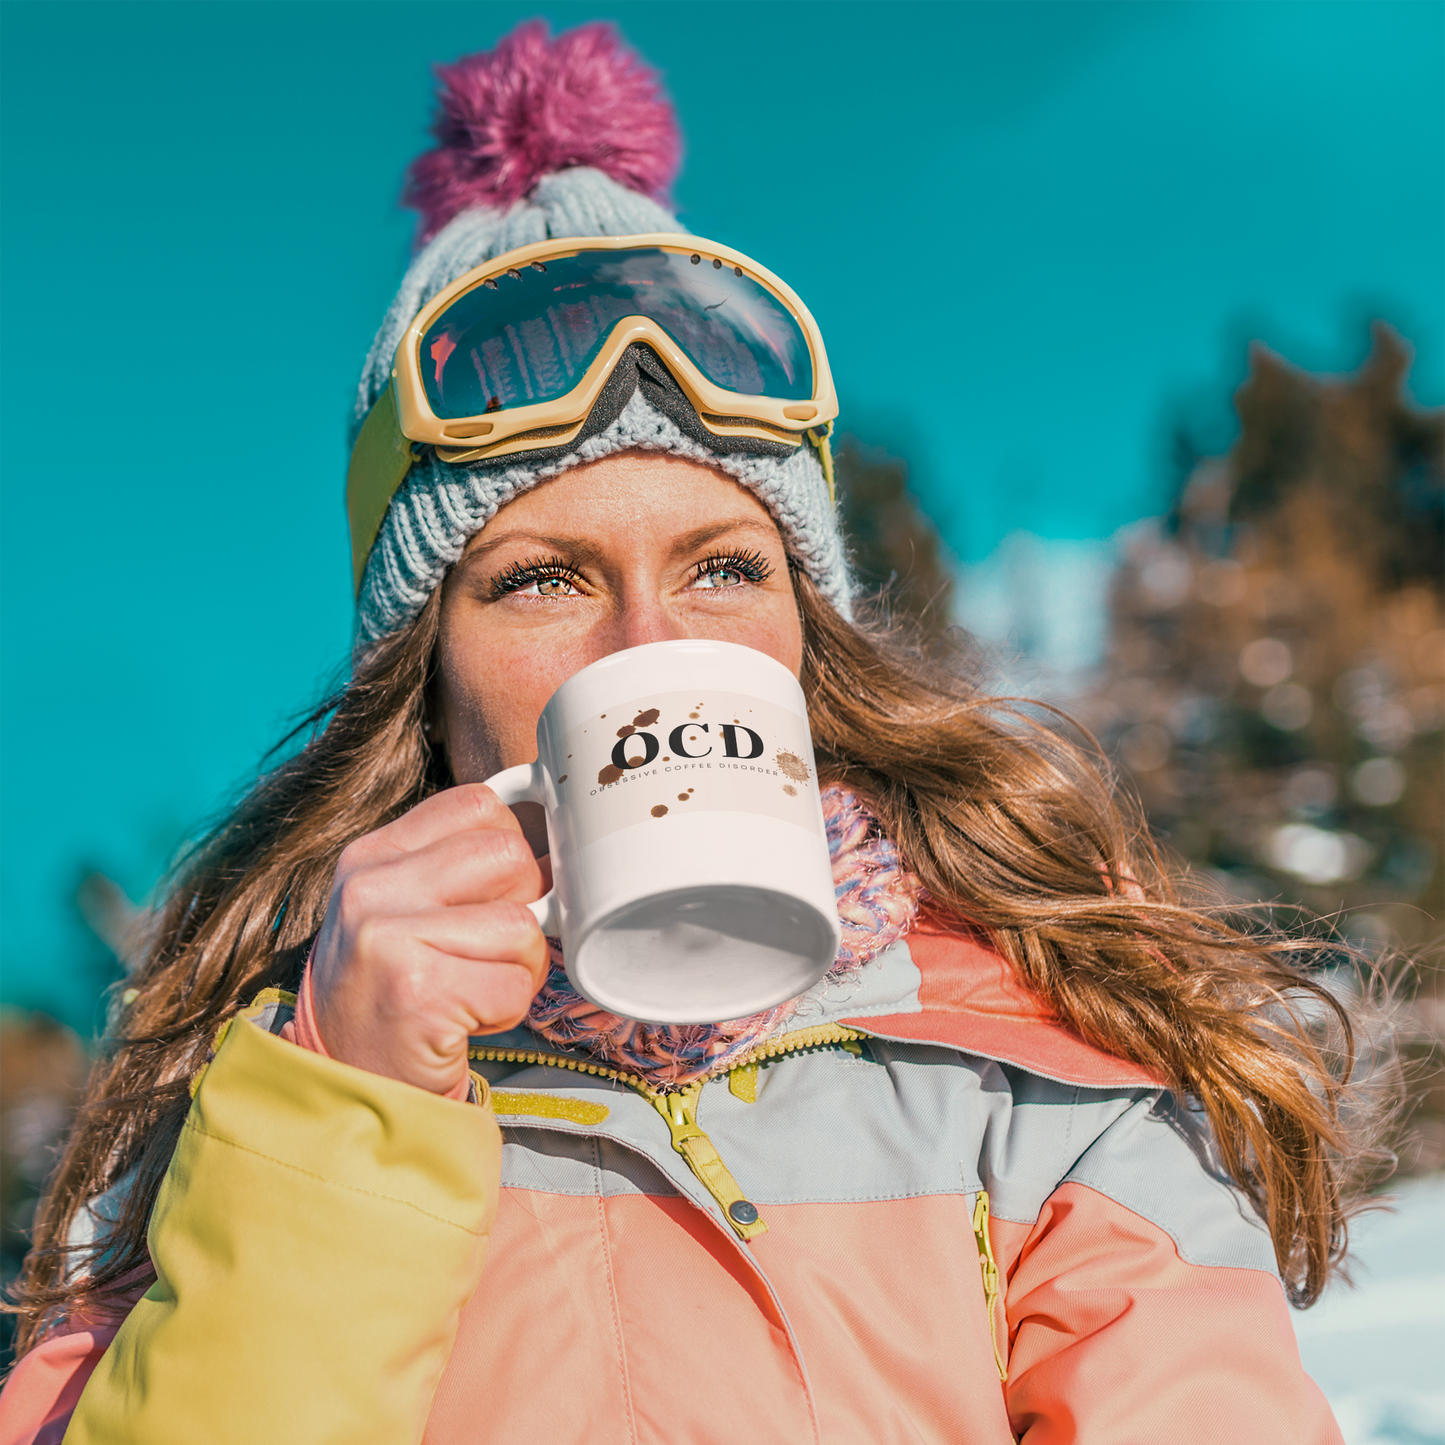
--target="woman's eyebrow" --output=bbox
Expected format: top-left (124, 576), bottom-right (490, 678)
top-left (462, 531), bottom-right (605, 569)
top-left (460, 519), bottom-right (779, 572)
top-left (666, 519), bottom-right (778, 558)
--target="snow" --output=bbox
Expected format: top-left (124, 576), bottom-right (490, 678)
top-left (1293, 1173), bottom-right (1445, 1444)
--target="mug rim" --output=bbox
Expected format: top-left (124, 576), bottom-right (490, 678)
top-left (552, 635), bottom-right (795, 690)
top-left (537, 637), bottom-right (804, 735)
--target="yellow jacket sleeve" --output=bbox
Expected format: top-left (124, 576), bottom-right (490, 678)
top-left (66, 1016), bottom-right (502, 1445)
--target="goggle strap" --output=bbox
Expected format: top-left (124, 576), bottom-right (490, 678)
top-left (809, 425), bottom-right (836, 507)
top-left (348, 381), bottom-right (416, 591)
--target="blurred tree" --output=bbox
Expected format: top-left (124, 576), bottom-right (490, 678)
top-left (1, 874), bottom-right (138, 1367)
top-left (833, 439), bottom-right (955, 641)
top-left (1, 1011), bottom-right (87, 1364)
top-left (1079, 324), bottom-right (1444, 1171)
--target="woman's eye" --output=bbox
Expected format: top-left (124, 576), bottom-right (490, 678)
top-left (693, 564), bottom-right (747, 590)
top-left (490, 557), bottom-right (585, 600)
top-left (691, 550), bottom-right (774, 591)
top-left (515, 574), bottom-right (580, 598)
top-left (493, 551), bottom-right (771, 598)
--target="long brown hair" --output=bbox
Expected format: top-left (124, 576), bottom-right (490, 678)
top-left (9, 570), bottom-right (1388, 1352)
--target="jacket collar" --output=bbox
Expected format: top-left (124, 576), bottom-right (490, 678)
top-left (482, 918), bottom-right (1161, 1092)
top-left (840, 916), bottom-right (1163, 1090)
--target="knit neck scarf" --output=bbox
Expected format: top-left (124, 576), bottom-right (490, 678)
top-left (525, 786), bottom-right (920, 1087)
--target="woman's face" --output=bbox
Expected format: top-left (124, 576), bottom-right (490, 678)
top-left (435, 450), bottom-right (803, 811)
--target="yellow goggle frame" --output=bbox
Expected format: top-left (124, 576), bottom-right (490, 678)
top-left (346, 233), bottom-right (839, 589)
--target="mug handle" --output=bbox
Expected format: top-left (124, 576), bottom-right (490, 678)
top-left (483, 761), bottom-right (561, 936)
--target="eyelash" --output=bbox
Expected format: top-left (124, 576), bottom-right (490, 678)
top-left (694, 549), bottom-right (774, 586)
top-left (490, 555), bottom-right (583, 599)
top-left (488, 548), bottom-right (775, 599)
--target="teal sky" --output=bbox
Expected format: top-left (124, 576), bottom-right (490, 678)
top-left (2, 0), bottom-right (1441, 1029)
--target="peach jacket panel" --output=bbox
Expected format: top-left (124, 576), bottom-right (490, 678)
top-left (0, 922), bottom-right (1343, 1444)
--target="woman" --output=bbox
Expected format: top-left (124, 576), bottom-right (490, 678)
top-left (4, 23), bottom-right (1370, 1444)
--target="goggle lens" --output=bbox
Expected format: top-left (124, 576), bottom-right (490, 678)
top-left (418, 247), bottom-right (815, 419)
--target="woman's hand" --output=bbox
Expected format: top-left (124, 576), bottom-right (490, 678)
top-left (308, 784), bottom-right (550, 1095)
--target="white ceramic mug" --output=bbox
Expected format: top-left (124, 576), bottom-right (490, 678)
top-left (484, 638), bottom-right (841, 1024)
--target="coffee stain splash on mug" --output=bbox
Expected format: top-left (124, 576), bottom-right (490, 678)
top-left (597, 706), bottom-right (663, 785)
top-left (776, 749), bottom-right (810, 797)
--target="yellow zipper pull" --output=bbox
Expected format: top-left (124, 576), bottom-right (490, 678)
top-left (729, 1062), bottom-right (760, 1102)
top-left (972, 1190), bottom-right (1008, 1382)
top-left (652, 1085), bottom-right (768, 1242)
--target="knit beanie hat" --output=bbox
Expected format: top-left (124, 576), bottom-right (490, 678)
top-left (351, 22), bottom-right (852, 646)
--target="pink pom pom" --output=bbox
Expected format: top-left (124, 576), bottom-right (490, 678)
top-left (404, 20), bottom-right (682, 244)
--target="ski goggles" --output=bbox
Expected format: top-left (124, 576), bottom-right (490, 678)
top-left (346, 233), bottom-right (839, 587)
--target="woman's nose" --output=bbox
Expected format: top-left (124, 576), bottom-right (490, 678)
top-left (615, 595), bottom-right (688, 651)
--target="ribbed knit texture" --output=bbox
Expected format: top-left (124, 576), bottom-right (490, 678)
top-left (352, 167), bottom-right (850, 644)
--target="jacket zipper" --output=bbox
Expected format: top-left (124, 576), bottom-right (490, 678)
top-left (468, 1021), bottom-right (866, 1242)
top-left (972, 1190), bottom-right (1008, 1382)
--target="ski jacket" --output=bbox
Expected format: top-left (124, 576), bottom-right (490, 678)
top-left (1, 919), bottom-right (1342, 1444)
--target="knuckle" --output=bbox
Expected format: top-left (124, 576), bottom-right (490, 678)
top-left (385, 952), bottom-right (433, 1013)
top-left (490, 828), bottom-right (536, 873)
top-left (335, 872), bottom-right (375, 926)
top-left (460, 782), bottom-right (508, 824)
top-left (493, 898), bottom-right (545, 944)
top-left (456, 829), bottom-right (536, 894)
top-left (336, 836), bottom-right (379, 875)
top-left (349, 913), bottom-right (391, 964)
